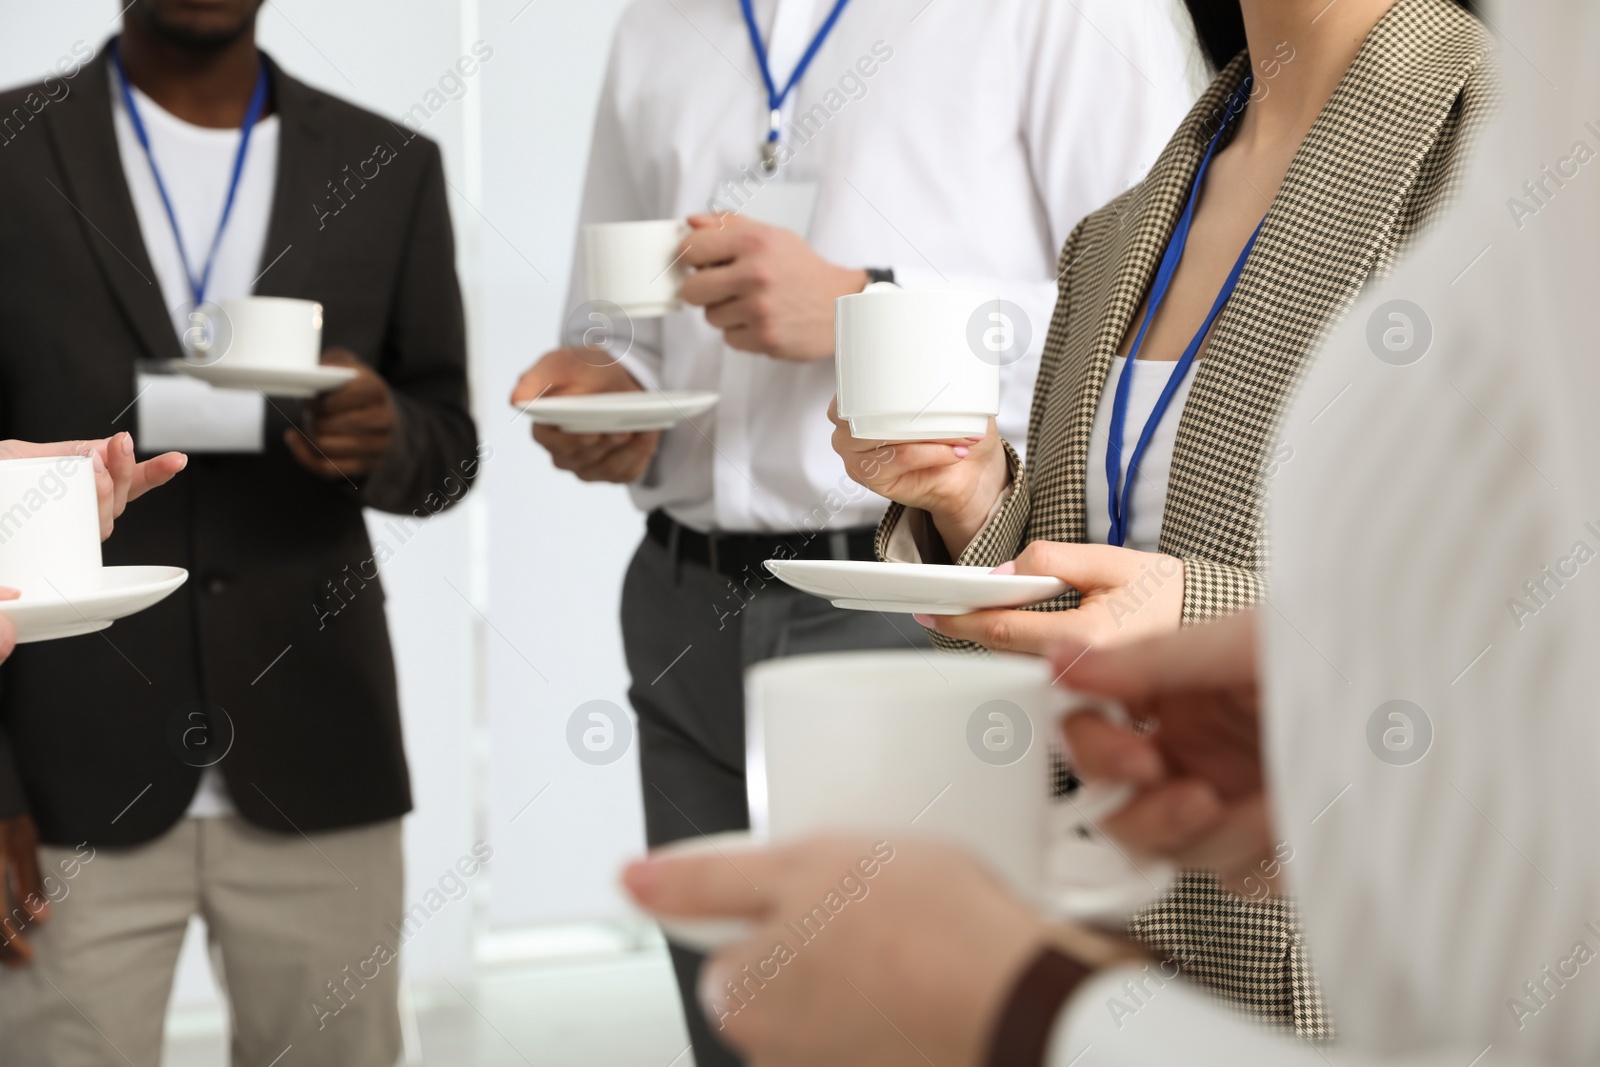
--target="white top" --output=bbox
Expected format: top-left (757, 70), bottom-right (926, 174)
top-left (570, 0), bottom-right (1196, 532)
top-left (113, 77), bottom-right (280, 818)
top-left (1084, 356), bottom-right (1198, 552)
top-left (1051, 0), bottom-right (1600, 1058)
top-left (112, 80), bottom-right (279, 341)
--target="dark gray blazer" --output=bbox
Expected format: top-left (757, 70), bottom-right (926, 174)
top-left (0, 47), bottom-right (477, 845)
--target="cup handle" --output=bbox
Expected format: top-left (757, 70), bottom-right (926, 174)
top-left (1053, 694), bottom-right (1136, 836)
top-left (1059, 780), bottom-right (1135, 828)
top-left (1041, 694), bottom-right (1175, 923)
top-left (1055, 692), bottom-right (1129, 769)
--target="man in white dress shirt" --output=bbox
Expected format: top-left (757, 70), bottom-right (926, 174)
top-left (513, 3), bottom-right (1193, 1058)
top-left (622, 1), bottom-right (1600, 1061)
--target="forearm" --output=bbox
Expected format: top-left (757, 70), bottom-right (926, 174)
top-left (359, 391), bottom-right (479, 515)
top-left (931, 464), bottom-right (1014, 561)
top-left (948, 442), bottom-right (1027, 565)
top-left (1179, 557), bottom-right (1267, 626)
top-left (362, 140), bottom-right (477, 513)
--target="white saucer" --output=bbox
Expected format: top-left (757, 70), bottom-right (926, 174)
top-left (0, 566), bottom-right (188, 643)
top-left (763, 559), bottom-right (1067, 616)
top-left (167, 360), bottom-right (359, 398)
top-left (643, 831), bottom-right (762, 953)
top-left (517, 391), bottom-right (719, 433)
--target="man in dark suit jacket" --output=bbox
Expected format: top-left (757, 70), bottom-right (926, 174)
top-left (0, 2), bottom-right (477, 1064)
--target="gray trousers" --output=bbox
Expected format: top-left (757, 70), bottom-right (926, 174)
top-left (621, 532), bottom-right (928, 1067)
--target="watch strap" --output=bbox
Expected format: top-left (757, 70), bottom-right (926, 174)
top-left (986, 947), bottom-right (1094, 1067)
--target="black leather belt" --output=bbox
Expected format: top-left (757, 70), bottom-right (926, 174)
top-left (646, 509), bottom-right (878, 582)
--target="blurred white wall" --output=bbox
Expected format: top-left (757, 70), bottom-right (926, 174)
top-left (0, 0), bottom-right (647, 1014)
top-left (474, 0), bottom-right (647, 931)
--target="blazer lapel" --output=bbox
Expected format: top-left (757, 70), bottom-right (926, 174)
top-left (252, 57), bottom-right (332, 299)
top-left (1165, 0), bottom-right (1488, 545)
top-left (1029, 56), bottom-right (1252, 544)
top-left (44, 50), bottom-right (178, 363)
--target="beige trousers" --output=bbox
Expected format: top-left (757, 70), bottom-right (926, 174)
top-left (0, 815), bottom-right (404, 1067)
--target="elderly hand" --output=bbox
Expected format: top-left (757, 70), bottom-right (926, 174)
top-left (284, 347), bottom-right (398, 478)
top-left (624, 836), bottom-right (1055, 1067)
top-left (1053, 610), bottom-right (1279, 893)
top-left (679, 213), bottom-right (867, 362)
top-left (917, 541), bottom-right (1185, 653)
top-left (511, 346), bottom-right (659, 484)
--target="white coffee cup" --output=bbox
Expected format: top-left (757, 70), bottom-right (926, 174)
top-left (834, 284), bottom-right (1003, 440)
top-left (0, 455), bottom-right (103, 595)
top-left (215, 296), bottom-right (324, 370)
top-left (584, 220), bottom-right (691, 318)
top-left (745, 650), bottom-right (1173, 922)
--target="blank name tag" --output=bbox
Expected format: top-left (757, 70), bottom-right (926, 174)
top-left (135, 370), bottom-right (266, 453)
top-left (712, 178), bottom-right (820, 237)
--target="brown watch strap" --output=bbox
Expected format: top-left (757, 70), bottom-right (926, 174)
top-left (986, 947), bottom-right (1094, 1067)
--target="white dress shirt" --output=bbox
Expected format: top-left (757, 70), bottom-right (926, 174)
top-left (113, 77), bottom-right (280, 818)
top-left (567, 0), bottom-right (1196, 533)
top-left (1050, 1), bottom-right (1600, 1060)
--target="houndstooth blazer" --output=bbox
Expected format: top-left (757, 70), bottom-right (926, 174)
top-left (875, 0), bottom-right (1496, 1040)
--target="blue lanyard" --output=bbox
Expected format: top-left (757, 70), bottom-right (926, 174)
top-left (1105, 77), bottom-right (1265, 548)
top-left (740, 0), bottom-right (851, 170)
top-left (110, 39), bottom-right (270, 308)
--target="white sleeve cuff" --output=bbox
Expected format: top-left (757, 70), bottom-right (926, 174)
top-left (1048, 966), bottom-right (1330, 1067)
top-left (884, 508), bottom-right (927, 563)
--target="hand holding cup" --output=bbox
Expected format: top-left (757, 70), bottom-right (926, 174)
top-left (1054, 611), bottom-right (1278, 893)
top-left (829, 401), bottom-right (1010, 559)
top-left (0, 434), bottom-right (186, 541)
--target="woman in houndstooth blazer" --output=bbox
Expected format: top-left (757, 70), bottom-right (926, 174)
top-left (833, 0), bottom-right (1495, 1041)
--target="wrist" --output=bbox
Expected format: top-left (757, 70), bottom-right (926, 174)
top-left (838, 266), bottom-right (871, 298)
top-left (567, 348), bottom-right (644, 392)
top-left (931, 445), bottom-right (1013, 559)
top-left (984, 947), bottom-right (1094, 1067)
top-left (986, 929), bottom-right (1148, 1067)
top-left (1043, 922), bottom-right (1151, 971)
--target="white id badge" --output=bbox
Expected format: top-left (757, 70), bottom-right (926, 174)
top-left (713, 177), bottom-right (820, 237)
top-left (135, 368), bottom-right (266, 453)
